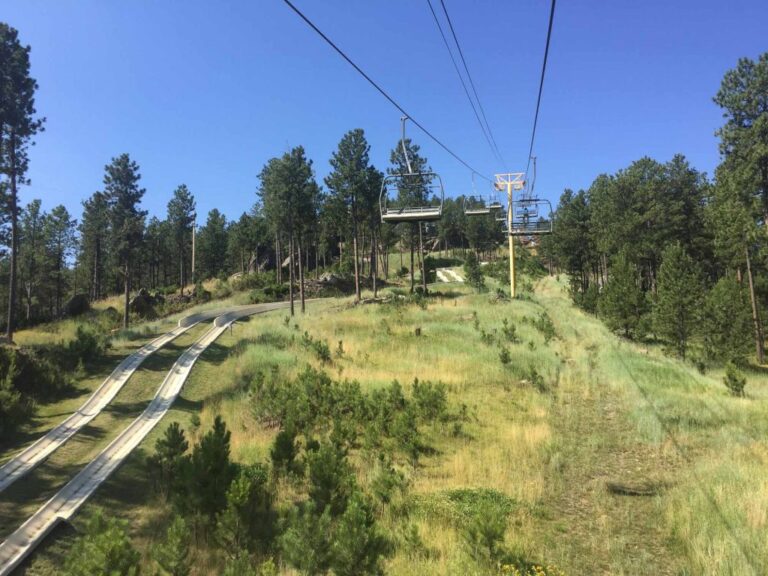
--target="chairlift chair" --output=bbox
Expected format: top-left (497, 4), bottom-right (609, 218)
top-left (463, 174), bottom-right (503, 217)
top-left (463, 195), bottom-right (500, 217)
top-left (380, 117), bottom-right (445, 224)
top-left (508, 198), bottom-right (553, 236)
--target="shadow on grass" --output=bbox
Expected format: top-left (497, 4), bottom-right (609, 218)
top-left (429, 289), bottom-right (464, 300)
top-left (15, 519), bottom-right (78, 576)
top-left (173, 395), bottom-right (203, 414)
top-left (0, 459), bottom-right (87, 540)
top-left (104, 401), bottom-right (154, 418)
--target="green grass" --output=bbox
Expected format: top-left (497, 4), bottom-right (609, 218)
top-left (0, 324), bottom-right (208, 541)
top-left (11, 276), bottom-right (768, 575)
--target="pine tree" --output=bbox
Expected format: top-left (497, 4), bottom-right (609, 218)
top-left (103, 153), bottom-right (146, 329)
top-left (182, 415), bottom-right (236, 519)
top-left (325, 129), bottom-right (374, 302)
top-left (197, 208), bottom-right (228, 281)
top-left (654, 243), bottom-right (704, 359)
top-left (167, 184), bottom-right (196, 294)
top-left (63, 508), bottom-right (140, 576)
top-left (330, 492), bottom-right (388, 576)
top-left (703, 276), bottom-right (753, 364)
top-left (597, 251), bottom-right (647, 338)
top-left (388, 138), bottom-right (432, 294)
top-left (259, 147), bottom-right (319, 315)
top-left (463, 251), bottom-right (485, 292)
top-left (79, 192), bottom-right (110, 301)
top-left (18, 199), bottom-right (46, 321)
top-left (279, 502), bottom-right (333, 575)
top-left (215, 463), bottom-right (274, 553)
top-left (148, 421), bottom-right (189, 497)
top-left (43, 205), bottom-right (77, 317)
top-left (1, 23), bottom-right (45, 341)
top-left (153, 515), bottom-right (191, 576)
top-left (307, 441), bottom-right (355, 516)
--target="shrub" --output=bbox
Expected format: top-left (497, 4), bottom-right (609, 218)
top-left (19, 349), bottom-right (71, 396)
top-left (370, 453), bottom-right (408, 505)
top-left (462, 498), bottom-right (508, 565)
top-left (464, 252), bottom-right (486, 292)
top-left (153, 515), bottom-right (191, 576)
top-left (423, 256), bottom-right (437, 284)
top-left (194, 282), bottom-right (211, 302)
top-left (279, 503), bottom-right (333, 575)
top-left (213, 279), bottom-right (233, 300)
top-left (313, 339), bottom-right (332, 363)
top-left (307, 441), bottom-right (355, 516)
top-left (216, 463), bottom-right (275, 552)
top-left (0, 351), bottom-right (30, 441)
top-left (523, 366), bottom-right (547, 393)
top-left (270, 427), bottom-right (299, 476)
top-left (412, 379), bottom-right (447, 422)
top-left (67, 325), bottom-right (110, 367)
top-left (501, 319), bottom-right (520, 343)
top-left (533, 312), bottom-right (556, 344)
top-left (178, 416), bottom-right (237, 519)
top-left (63, 509), bottom-right (140, 576)
top-left (147, 422), bottom-right (189, 497)
top-left (222, 553), bottom-right (258, 576)
top-left (723, 362), bottom-right (746, 397)
top-left (330, 492), bottom-right (390, 576)
top-left (499, 347), bottom-right (512, 366)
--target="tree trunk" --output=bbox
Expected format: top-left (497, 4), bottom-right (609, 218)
top-left (745, 244), bottom-right (764, 364)
top-left (419, 223), bottom-right (427, 293)
top-left (123, 262), bottom-right (130, 329)
top-left (352, 223), bottom-right (361, 302)
top-left (409, 227), bottom-right (415, 293)
top-left (93, 240), bottom-right (100, 300)
top-left (371, 231), bottom-right (378, 298)
top-left (276, 235), bottom-right (282, 284)
top-left (5, 139), bottom-right (19, 342)
top-left (298, 237), bottom-right (306, 314)
top-left (288, 236), bottom-right (295, 316)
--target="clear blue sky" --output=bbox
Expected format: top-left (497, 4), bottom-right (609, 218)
top-left (4, 0), bottom-right (767, 223)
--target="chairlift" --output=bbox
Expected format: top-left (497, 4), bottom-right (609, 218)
top-left (380, 117), bottom-right (444, 224)
top-left (463, 174), bottom-right (503, 217)
top-left (508, 198), bottom-right (553, 236)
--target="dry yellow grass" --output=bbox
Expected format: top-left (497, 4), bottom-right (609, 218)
top-left (19, 275), bottom-right (768, 575)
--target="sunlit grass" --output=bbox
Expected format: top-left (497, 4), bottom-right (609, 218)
top-left (15, 274), bottom-right (768, 575)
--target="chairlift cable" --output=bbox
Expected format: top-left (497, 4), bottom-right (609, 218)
top-left (525, 0), bottom-right (557, 177)
top-left (425, 0), bottom-right (504, 167)
top-left (281, 0), bottom-right (493, 182)
top-left (438, 0), bottom-right (507, 169)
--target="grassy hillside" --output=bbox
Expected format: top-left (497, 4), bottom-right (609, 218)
top-left (10, 276), bottom-right (768, 575)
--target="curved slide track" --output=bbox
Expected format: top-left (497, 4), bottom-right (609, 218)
top-left (0, 307), bottom-right (237, 494)
top-left (0, 302), bottom-right (289, 575)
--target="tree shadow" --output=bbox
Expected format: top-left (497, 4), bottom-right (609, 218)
top-left (14, 519), bottom-right (78, 575)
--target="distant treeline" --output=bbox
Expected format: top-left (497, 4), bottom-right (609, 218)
top-left (0, 22), bottom-right (514, 337)
top-left (542, 52), bottom-right (768, 366)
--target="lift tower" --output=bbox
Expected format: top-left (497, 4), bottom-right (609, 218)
top-left (494, 172), bottom-right (553, 298)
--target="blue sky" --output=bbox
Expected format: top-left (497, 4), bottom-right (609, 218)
top-left (4, 0), bottom-right (767, 223)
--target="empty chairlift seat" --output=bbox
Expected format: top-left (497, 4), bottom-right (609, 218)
top-left (380, 172), bottom-right (444, 223)
top-left (464, 194), bottom-right (504, 217)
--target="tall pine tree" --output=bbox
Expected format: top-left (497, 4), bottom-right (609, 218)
top-left (103, 154), bottom-right (146, 329)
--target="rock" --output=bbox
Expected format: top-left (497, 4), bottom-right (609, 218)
top-left (129, 291), bottom-right (154, 316)
top-left (63, 294), bottom-right (90, 317)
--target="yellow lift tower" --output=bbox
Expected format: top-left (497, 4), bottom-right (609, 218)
top-left (494, 172), bottom-right (553, 298)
